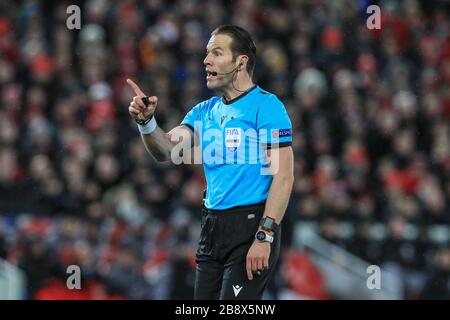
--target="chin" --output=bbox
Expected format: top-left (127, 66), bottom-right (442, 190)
top-left (207, 80), bottom-right (227, 91)
top-left (206, 81), bottom-right (219, 90)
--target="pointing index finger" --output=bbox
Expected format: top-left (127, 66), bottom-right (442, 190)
top-left (126, 78), bottom-right (145, 97)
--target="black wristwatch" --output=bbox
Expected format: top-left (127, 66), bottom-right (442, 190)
top-left (259, 216), bottom-right (278, 233)
top-left (255, 230), bottom-right (274, 244)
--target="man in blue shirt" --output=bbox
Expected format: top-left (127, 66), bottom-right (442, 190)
top-left (127, 25), bottom-right (294, 300)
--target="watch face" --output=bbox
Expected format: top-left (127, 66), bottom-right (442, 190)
top-left (256, 231), bottom-right (266, 241)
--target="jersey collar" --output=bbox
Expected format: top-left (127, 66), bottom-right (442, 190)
top-left (221, 85), bottom-right (257, 105)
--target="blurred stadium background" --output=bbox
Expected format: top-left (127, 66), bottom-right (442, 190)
top-left (1, 0), bottom-right (450, 300)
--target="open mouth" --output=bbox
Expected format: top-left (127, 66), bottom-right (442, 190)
top-left (206, 70), bottom-right (216, 79)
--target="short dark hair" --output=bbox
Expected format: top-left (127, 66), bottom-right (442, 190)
top-left (211, 25), bottom-right (257, 76)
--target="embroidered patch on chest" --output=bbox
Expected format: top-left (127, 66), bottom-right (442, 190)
top-left (225, 127), bottom-right (241, 148)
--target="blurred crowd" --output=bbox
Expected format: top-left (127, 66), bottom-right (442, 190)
top-left (1, 0), bottom-right (450, 299)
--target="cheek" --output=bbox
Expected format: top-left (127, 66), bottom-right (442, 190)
top-left (216, 57), bottom-right (229, 68)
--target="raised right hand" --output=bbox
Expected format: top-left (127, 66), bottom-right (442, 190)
top-left (126, 78), bottom-right (158, 122)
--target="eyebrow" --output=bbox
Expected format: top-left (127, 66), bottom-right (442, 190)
top-left (206, 46), bottom-right (223, 52)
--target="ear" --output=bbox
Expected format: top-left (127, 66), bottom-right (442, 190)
top-left (238, 56), bottom-right (248, 70)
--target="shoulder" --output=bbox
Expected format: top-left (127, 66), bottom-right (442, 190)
top-left (255, 87), bottom-right (285, 110)
top-left (254, 87), bottom-right (291, 126)
top-left (191, 96), bottom-right (221, 113)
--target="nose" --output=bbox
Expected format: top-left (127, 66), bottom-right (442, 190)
top-left (203, 54), bottom-right (211, 66)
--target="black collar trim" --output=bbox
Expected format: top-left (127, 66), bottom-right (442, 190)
top-left (221, 85), bottom-right (257, 105)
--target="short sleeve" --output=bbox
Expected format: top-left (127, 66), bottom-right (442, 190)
top-left (257, 95), bottom-right (292, 149)
top-left (180, 100), bottom-right (204, 132)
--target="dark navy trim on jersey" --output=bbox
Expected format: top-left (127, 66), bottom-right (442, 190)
top-left (183, 123), bottom-right (194, 132)
top-left (221, 85), bottom-right (257, 105)
top-left (264, 141), bottom-right (292, 149)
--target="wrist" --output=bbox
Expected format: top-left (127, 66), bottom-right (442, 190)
top-left (254, 239), bottom-right (271, 246)
top-left (136, 115), bottom-right (157, 134)
top-left (257, 226), bottom-right (273, 236)
top-left (135, 114), bottom-right (153, 125)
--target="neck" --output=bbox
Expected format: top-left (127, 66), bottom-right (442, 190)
top-left (221, 73), bottom-right (254, 101)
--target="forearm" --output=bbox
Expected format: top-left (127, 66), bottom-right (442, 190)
top-left (140, 126), bottom-right (173, 161)
top-left (262, 173), bottom-right (294, 225)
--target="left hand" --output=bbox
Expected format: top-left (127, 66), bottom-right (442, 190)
top-left (246, 239), bottom-right (271, 280)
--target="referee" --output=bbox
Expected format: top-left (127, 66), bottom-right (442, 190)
top-left (127, 25), bottom-right (294, 300)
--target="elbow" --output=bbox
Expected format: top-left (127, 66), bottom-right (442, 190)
top-left (287, 174), bottom-right (295, 188)
top-left (153, 156), bottom-right (166, 162)
top-left (286, 173), bottom-right (295, 187)
top-left (276, 173), bottom-right (294, 187)
top-left (153, 153), bottom-right (170, 162)
top-left (286, 175), bottom-right (294, 194)
top-left (151, 150), bottom-right (171, 162)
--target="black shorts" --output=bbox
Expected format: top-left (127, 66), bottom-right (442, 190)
top-left (194, 202), bottom-right (281, 300)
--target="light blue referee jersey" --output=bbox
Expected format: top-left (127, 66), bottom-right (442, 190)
top-left (181, 85), bottom-right (292, 210)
